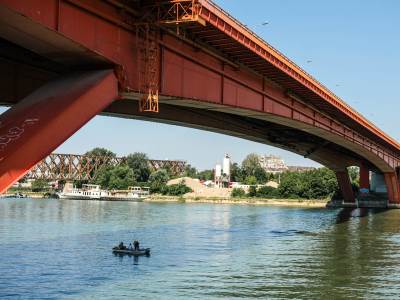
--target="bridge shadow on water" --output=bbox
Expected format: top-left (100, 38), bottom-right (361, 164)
top-left (335, 207), bottom-right (390, 224)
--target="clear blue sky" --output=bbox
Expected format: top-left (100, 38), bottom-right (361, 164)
top-left (6, 0), bottom-right (400, 170)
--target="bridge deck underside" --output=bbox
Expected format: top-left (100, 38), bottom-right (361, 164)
top-left (104, 98), bottom-right (377, 172)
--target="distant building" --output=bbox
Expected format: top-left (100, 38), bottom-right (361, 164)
top-left (258, 154), bottom-right (316, 174)
top-left (259, 155), bottom-right (288, 174)
top-left (287, 166), bottom-right (316, 173)
top-left (215, 154), bottom-right (231, 188)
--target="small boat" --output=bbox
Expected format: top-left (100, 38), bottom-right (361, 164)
top-left (112, 247), bottom-right (150, 256)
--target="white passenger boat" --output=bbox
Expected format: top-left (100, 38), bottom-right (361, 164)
top-left (103, 186), bottom-right (150, 201)
top-left (59, 183), bottom-right (150, 202)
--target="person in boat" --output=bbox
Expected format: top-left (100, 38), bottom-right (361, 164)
top-left (133, 240), bottom-right (140, 251)
top-left (118, 242), bottom-right (126, 250)
top-left (128, 243), bottom-right (133, 250)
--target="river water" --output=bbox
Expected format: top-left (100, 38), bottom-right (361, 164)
top-left (1, 198), bottom-right (400, 299)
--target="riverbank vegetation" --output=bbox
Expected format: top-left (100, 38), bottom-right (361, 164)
top-left (15, 148), bottom-right (359, 201)
top-left (78, 148), bottom-right (192, 196)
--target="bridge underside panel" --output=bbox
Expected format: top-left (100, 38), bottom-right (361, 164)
top-left (0, 70), bottom-right (118, 193)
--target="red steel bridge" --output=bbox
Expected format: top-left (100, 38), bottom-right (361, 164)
top-left (0, 0), bottom-right (399, 206)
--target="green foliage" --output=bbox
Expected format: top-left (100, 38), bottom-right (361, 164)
top-left (149, 169), bottom-right (170, 193)
top-left (197, 169), bottom-right (214, 181)
top-left (85, 148), bottom-right (116, 158)
top-left (257, 186), bottom-right (279, 198)
top-left (184, 164), bottom-right (197, 178)
top-left (244, 176), bottom-right (257, 185)
top-left (348, 166), bottom-right (360, 186)
top-left (247, 186), bottom-right (257, 197)
top-left (84, 148), bottom-right (116, 180)
top-left (278, 168), bottom-right (338, 199)
top-left (94, 165), bottom-right (135, 189)
top-left (125, 152), bottom-right (151, 182)
top-left (231, 188), bottom-right (246, 198)
top-left (254, 166), bottom-right (268, 183)
top-left (31, 179), bottom-right (48, 192)
top-left (230, 162), bottom-right (243, 182)
top-left (162, 181), bottom-right (192, 196)
top-left (241, 153), bottom-right (261, 177)
top-left (108, 165), bottom-right (136, 190)
top-left (93, 165), bottom-right (113, 188)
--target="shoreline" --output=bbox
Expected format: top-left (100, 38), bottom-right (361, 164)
top-left (2, 192), bottom-right (329, 208)
top-left (145, 195), bottom-right (329, 208)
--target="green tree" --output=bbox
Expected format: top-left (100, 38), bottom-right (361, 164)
top-left (94, 165), bottom-right (114, 188)
top-left (197, 169), bottom-right (214, 181)
top-left (278, 168), bottom-right (339, 199)
top-left (85, 147), bottom-right (116, 158)
top-left (149, 169), bottom-right (170, 193)
top-left (247, 186), bottom-right (257, 197)
top-left (244, 175), bottom-right (257, 185)
top-left (257, 186), bottom-right (279, 198)
top-left (348, 166), bottom-right (360, 187)
top-left (107, 165), bottom-right (135, 190)
top-left (126, 152), bottom-right (151, 182)
top-left (162, 180), bottom-right (192, 196)
top-left (231, 188), bottom-right (246, 198)
top-left (241, 153), bottom-right (261, 177)
top-left (254, 166), bottom-right (268, 184)
top-left (184, 164), bottom-right (197, 178)
top-left (230, 162), bottom-right (243, 182)
top-left (94, 164), bottom-right (135, 189)
top-left (278, 172), bottom-right (305, 198)
top-left (84, 147), bottom-right (117, 181)
top-left (31, 179), bottom-right (48, 192)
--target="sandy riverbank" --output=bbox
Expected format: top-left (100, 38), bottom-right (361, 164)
top-left (146, 195), bottom-right (328, 208)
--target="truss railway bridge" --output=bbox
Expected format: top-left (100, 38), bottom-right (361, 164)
top-left (24, 153), bottom-right (186, 181)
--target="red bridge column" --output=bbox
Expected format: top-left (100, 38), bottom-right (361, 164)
top-left (384, 173), bottom-right (400, 205)
top-left (0, 70), bottom-right (118, 193)
top-left (336, 170), bottom-right (355, 204)
top-left (359, 163), bottom-right (370, 192)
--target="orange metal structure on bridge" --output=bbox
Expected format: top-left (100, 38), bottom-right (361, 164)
top-left (0, 0), bottom-right (399, 206)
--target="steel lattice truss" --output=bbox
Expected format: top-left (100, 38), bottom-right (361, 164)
top-left (26, 153), bottom-right (186, 180)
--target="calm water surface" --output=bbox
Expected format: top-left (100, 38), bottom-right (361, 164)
top-left (1, 198), bottom-right (400, 299)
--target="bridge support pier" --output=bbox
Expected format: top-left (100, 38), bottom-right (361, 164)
top-left (359, 164), bottom-right (370, 192)
top-left (336, 169), bottom-right (355, 204)
top-left (0, 70), bottom-right (118, 193)
top-left (384, 173), bottom-right (400, 206)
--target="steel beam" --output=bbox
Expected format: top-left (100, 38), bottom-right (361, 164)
top-left (0, 70), bottom-right (118, 193)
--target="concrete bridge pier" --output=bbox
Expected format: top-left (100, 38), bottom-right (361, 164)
top-left (335, 166), bottom-right (400, 208)
top-left (359, 163), bottom-right (370, 192)
top-left (366, 172), bottom-right (400, 208)
top-left (0, 70), bottom-right (118, 193)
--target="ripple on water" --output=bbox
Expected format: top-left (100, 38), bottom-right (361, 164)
top-left (1, 199), bottom-right (400, 299)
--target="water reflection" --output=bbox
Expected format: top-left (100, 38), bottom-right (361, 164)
top-left (1, 198), bottom-right (400, 299)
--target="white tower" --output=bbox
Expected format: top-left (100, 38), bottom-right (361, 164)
top-left (222, 154), bottom-right (230, 177)
top-left (215, 164), bottom-right (222, 178)
top-left (215, 164), bottom-right (222, 188)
